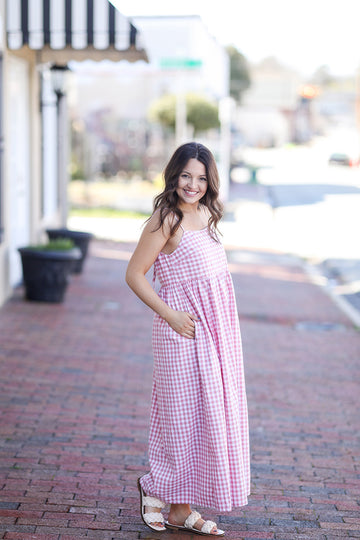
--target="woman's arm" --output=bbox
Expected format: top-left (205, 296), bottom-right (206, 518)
top-left (125, 213), bottom-right (198, 339)
top-left (126, 213), bottom-right (173, 321)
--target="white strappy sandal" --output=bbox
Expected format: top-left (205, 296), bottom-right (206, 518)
top-left (137, 477), bottom-right (166, 532)
top-left (165, 510), bottom-right (225, 536)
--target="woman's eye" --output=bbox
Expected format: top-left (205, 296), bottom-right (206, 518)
top-left (200, 177), bottom-right (207, 182)
top-left (181, 174), bottom-right (189, 179)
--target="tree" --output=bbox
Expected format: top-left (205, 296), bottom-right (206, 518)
top-left (148, 94), bottom-right (176, 131)
top-left (310, 65), bottom-right (334, 87)
top-left (148, 93), bottom-right (220, 134)
top-left (227, 45), bottom-right (251, 104)
top-left (186, 93), bottom-right (219, 132)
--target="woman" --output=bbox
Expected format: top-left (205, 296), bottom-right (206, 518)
top-left (126, 142), bottom-right (250, 536)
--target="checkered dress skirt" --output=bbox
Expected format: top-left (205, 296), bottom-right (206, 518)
top-left (140, 227), bottom-right (250, 511)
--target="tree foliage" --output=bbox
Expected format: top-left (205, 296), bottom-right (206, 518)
top-left (227, 45), bottom-right (251, 103)
top-left (186, 94), bottom-right (219, 132)
top-left (148, 94), bottom-right (176, 130)
top-left (148, 93), bottom-right (219, 134)
top-left (310, 65), bottom-right (334, 87)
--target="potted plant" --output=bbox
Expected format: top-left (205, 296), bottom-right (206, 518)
top-left (46, 228), bottom-right (93, 274)
top-left (18, 238), bottom-right (81, 303)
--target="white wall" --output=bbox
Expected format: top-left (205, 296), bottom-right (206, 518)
top-left (6, 55), bottom-right (31, 286)
top-left (0, 41), bottom-right (44, 303)
top-left (0, 0), bottom-right (6, 304)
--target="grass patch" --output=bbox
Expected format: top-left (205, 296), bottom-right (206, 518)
top-left (30, 238), bottom-right (75, 251)
top-left (69, 207), bottom-right (150, 219)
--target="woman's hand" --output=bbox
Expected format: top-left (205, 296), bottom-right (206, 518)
top-left (166, 310), bottom-right (199, 339)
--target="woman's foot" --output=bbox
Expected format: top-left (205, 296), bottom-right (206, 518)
top-left (166, 504), bottom-right (224, 536)
top-left (144, 502), bottom-right (165, 530)
top-left (137, 477), bottom-right (166, 532)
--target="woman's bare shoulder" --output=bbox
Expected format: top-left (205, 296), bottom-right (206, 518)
top-left (145, 207), bottom-right (177, 237)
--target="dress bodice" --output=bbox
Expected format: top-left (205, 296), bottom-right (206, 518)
top-left (154, 228), bottom-right (228, 288)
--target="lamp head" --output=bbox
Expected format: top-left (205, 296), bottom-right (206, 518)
top-left (50, 64), bottom-right (70, 97)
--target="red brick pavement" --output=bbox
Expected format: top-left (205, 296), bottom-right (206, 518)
top-left (0, 239), bottom-right (359, 540)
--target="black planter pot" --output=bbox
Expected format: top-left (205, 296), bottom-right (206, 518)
top-left (46, 229), bottom-right (93, 274)
top-left (18, 247), bottom-right (81, 303)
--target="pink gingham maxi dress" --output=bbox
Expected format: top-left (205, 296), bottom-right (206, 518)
top-left (140, 225), bottom-right (250, 511)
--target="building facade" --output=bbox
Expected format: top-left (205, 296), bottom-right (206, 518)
top-left (0, 0), bottom-right (146, 306)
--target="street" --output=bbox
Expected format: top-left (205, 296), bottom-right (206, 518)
top-left (239, 139), bottom-right (360, 261)
top-left (228, 139), bottom-right (360, 314)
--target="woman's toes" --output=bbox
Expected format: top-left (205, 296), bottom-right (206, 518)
top-left (195, 518), bottom-right (219, 535)
top-left (144, 506), bottom-right (164, 529)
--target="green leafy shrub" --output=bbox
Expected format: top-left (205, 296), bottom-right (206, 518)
top-left (30, 238), bottom-right (75, 251)
top-left (148, 92), bottom-right (219, 134)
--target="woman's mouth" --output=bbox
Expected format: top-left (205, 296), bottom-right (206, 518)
top-left (184, 189), bottom-right (198, 197)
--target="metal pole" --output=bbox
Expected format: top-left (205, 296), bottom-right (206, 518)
top-left (219, 97), bottom-right (233, 202)
top-left (175, 70), bottom-right (187, 147)
top-left (175, 92), bottom-right (187, 147)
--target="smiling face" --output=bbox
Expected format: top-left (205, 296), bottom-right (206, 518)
top-left (176, 158), bottom-right (208, 208)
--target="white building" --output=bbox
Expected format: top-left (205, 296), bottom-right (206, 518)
top-left (72, 15), bottom-right (228, 116)
top-left (69, 15), bottom-right (230, 192)
top-left (133, 15), bottom-right (228, 101)
top-left (236, 57), bottom-right (304, 147)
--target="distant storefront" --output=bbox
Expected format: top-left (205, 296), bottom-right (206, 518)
top-left (0, 0), bottom-right (147, 305)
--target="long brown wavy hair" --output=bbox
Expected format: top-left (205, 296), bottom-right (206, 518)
top-left (152, 142), bottom-right (223, 238)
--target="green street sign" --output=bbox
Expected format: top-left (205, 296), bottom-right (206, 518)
top-left (160, 58), bottom-right (203, 70)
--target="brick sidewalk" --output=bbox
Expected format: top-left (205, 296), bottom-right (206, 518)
top-left (0, 239), bottom-right (359, 539)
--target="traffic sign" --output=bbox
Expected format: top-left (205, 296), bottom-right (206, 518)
top-left (160, 58), bottom-right (203, 70)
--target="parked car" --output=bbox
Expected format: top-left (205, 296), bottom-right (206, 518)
top-left (329, 152), bottom-right (359, 167)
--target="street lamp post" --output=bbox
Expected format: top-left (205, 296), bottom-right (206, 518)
top-left (160, 58), bottom-right (202, 147)
top-left (50, 65), bottom-right (70, 227)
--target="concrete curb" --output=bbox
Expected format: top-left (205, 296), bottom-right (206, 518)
top-left (304, 262), bottom-right (360, 330)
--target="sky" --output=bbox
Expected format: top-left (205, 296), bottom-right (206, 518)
top-left (111, 0), bottom-right (358, 77)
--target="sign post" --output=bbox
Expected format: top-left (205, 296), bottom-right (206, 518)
top-left (160, 58), bottom-right (203, 146)
top-left (160, 58), bottom-right (203, 70)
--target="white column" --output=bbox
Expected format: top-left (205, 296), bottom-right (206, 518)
top-left (57, 93), bottom-right (69, 227)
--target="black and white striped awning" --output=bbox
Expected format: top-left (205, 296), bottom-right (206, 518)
top-left (6, 0), bottom-right (147, 63)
